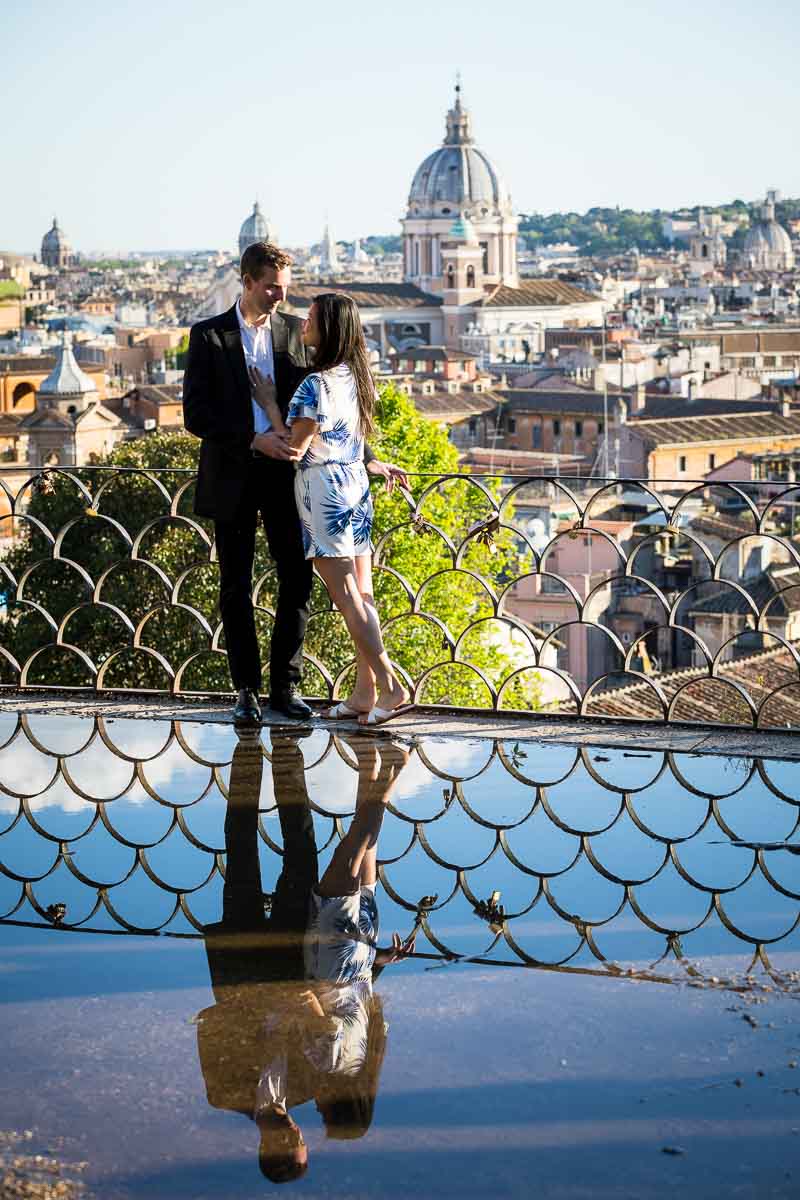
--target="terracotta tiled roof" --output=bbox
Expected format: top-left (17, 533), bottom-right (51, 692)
top-left (503, 389), bottom-right (607, 415)
top-left (412, 392), bottom-right (500, 419)
top-left (584, 640), bottom-right (800, 725)
top-left (630, 398), bottom-right (772, 421)
top-left (511, 370), bottom-right (593, 393)
top-left (689, 512), bottom-right (757, 541)
top-left (0, 355), bottom-right (104, 376)
top-left (474, 280), bottom-right (599, 308)
top-left (629, 412), bottom-right (800, 447)
top-left (393, 346), bottom-right (477, 362)
top-left (688, 566), bottom-right (800, 617)
top-left (286, 282), bottom-right (441, 309)
top-left (131, 385), bottom-right (182, 406)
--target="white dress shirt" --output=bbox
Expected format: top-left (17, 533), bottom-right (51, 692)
top-left (236, 296), bottom-right (275, 434)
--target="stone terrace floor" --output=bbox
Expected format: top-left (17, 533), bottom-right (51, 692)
top-left (1, 691), bottom-right (799, 761)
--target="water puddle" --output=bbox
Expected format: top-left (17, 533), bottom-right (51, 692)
top-left (1, 712), bottom-right (799, 1197)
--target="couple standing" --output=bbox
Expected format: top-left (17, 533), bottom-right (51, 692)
top-left (183, 240), bottom-right (411, 727)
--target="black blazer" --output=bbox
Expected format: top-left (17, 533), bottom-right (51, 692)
top-left (182, 304), bottom-right (310, 521)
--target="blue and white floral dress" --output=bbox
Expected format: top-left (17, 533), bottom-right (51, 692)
top-left (302, 885), bottom-right (379, 1075)
top-left (286, 365), bottom-right (374, 560)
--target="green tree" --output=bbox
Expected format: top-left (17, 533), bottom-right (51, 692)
top-left (0, 385), bottom-right (543, 709)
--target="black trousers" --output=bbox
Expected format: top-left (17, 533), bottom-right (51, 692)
top-left (205, 735), bottom-right (319, 995)
top-left (214, 458), bottom-right (313, 694)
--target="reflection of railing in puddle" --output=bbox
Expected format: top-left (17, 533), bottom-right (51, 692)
top-left (1, 714), bottom-right (799, 993)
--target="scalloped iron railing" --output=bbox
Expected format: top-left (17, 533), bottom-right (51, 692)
top-left (1, 466), bottom-right (800, 726)
top-left (1, 714), bottom-right (799, 993)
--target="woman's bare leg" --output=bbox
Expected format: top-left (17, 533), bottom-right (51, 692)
top-left (315, 556), bottom-right (407, 714)
top-left (344, 555), bottom-right (378, 713)
top-left (317, 738), bottom-right (411, 897)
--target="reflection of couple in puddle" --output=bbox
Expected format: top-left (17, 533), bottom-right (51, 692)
top-left (196, 730), bottom-right (415, 1183)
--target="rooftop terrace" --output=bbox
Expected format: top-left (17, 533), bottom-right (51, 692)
top-left (1, 466), bottom-right (799, 1197)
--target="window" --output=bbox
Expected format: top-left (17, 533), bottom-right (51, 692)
top-left (537, 620), bottom-right (559, 634)
top-left (507, 416), bottom-right (516, 434)
top-left (541, 575), bottom-right (568, 593)
top-left (708, 453), bottom-right (716, 469)
top-left (598, 421), bottom-right (604, 435)
top-left (446, 265), bottom-right (455, 288)
top-left (553, 419), bottom-right (561, 437)
top-left (764, 356), bottom-right (776, 366)
top-left (575, 420), bottom-right (583, 437)
top-left (678, 455), bottom-right (687, 473)
top-left (468, 418), bottom-right (478, 439)
top-left (532, 424), bottom-right (542, 449)
top-left (466, 265), bottom-right (476, 288)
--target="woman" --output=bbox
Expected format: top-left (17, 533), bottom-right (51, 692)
top-left (252, 737), bottom-right (415, 1172)
top-left (251, 292), bottom-right (411, 727)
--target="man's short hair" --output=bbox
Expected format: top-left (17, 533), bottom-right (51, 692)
top-left (240, 241), bottom-right (293, 280)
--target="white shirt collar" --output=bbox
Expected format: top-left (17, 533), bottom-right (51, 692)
top-left (236, 296), bottom-right (271, 332)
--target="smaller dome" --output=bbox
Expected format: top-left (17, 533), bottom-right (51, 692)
top-left (42, 218), bottom-right (67, 251)
top-left (39, 332), bottom-right (97, 397)
top-left (239, 201), bottom-right (273, 256)
top-left (742, 193), bottom-right (794, 268)
top-left (445, 214), bottom-right (478, 245)
top-left (41, 217), bottom-right (73, 265)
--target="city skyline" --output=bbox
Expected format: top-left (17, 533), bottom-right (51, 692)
top-left (3, 0), bottom-right (799, 253)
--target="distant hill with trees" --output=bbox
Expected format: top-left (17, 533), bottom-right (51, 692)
top-left (364, 196), bottom-right (799, 260)
top-left (517, 196), bottom-right (800, 257)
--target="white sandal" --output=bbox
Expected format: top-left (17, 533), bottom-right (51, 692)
top-left (358, 703), bottom-right (415, 727)
top-left (323, 701), bottom-right (366, 721)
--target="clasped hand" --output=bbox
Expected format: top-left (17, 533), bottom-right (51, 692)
top-left (251, 430), bottom-right (300, 461)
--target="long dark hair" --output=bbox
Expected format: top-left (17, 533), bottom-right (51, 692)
top-left (316, 995), bottom-right (388, 1140)
top-left (312, 292), bottom-right (376, 439)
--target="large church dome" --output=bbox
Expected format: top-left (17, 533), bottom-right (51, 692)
top-left (407, 88), bottom-right (512, 219)
top-left (238, 201), bottom-right (273, 258)
top-left (742, 192), bottom-right (795, 270)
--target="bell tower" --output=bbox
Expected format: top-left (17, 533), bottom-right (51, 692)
top-left (440, 216), bottom-right (484, 348)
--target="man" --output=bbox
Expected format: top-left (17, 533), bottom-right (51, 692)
top-left (196, 728), bottom-right (319, 1183)
top-left (183, 240), bottom-right (400, 724)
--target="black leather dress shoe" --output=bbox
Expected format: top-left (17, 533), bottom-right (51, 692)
top-left (233, 688), bottom-right (262, 726)
top-left (268, 684), bottom-right (313, 721)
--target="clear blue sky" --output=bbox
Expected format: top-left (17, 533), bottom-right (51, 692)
top-left (4, 0), bottom-right (798, 254)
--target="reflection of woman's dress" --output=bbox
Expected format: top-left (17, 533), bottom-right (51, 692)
top-left (254, 887), bottom-right (381, 1106)
top-left (303, 885), bottom-right (379, 1075)
top-left (287, 365), bottom-right (374, 560)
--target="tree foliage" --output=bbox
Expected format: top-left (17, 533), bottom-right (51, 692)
top-left (0, 384), bottom-right (543, 710)
top-left (519, 196), bottom-right (800, 256)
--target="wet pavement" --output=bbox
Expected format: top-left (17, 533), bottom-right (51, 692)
top-left (1, 710), bottom-right (799, 1198)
